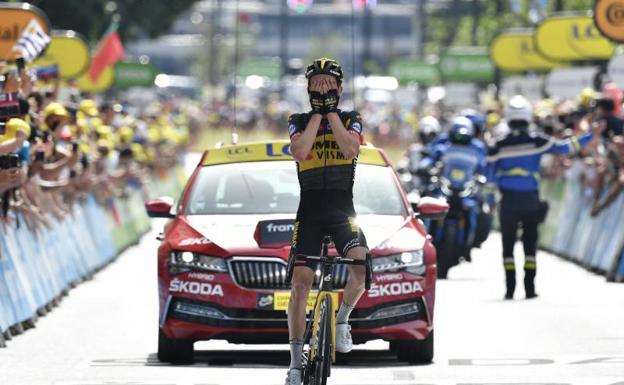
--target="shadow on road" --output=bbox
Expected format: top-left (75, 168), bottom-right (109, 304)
top-left (122, 350), bottom-right (423, 368)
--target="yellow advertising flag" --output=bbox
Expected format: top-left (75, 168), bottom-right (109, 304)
top-left (491, 31), bottom-right (560, 72)
top-left (0, 3), bottom-right (50, 61)
top-left (76, 65), bottom-right (114, 93)
top-left (535, 15), bottom-right (615, 61)
top-left (594, 0), bottom-right (624, 43)
top-left (33, 31), bottom-right (90, 79)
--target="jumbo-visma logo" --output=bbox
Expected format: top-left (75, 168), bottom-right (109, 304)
top-left (595, 0), bottom-right (624, 42)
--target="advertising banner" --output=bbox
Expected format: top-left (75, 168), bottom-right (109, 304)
top-left (439, 48), bottom-right (495, 82)
top-left (594, 0), bottom-right (624, 42)
top-left (76, 65), bottom-right (115, 93)
top-left (33, 31), bottom-right (90, 79)
top-left (237, 58), bottom-right (281, 79)
top-left (389, 59), bottom-right (439, 86)
top-left (114, 62), bottom-right (158, 88)
top-left (535, 15), bottom-right (615, 61)
top-left (491, 30), bottom-right (560, 72)
top-left (0, 3), bottom-right (50, 61)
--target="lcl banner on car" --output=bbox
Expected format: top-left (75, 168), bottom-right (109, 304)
top-left (490, 30), bottom-right (560, 72)
top-left (33, 31), bottom-right (90, 79)
top-left (535, 15), bottom-right (615, 61)
top-left (0, 3), bottom-right (50, 61)
top-left (594, 0), bottom-right (624, 43)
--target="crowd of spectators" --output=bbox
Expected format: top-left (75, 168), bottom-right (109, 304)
top-left (0, 64), bottom-right (199, 232)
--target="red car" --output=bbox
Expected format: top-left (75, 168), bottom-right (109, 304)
top-left (146, 140), bottom-right (447, 364)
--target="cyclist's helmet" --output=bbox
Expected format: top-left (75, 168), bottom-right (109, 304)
top-left (305, 57), bottom-right (344, 86)
top-left (418, 115), bottom-right (441, 144)
top-left (460, 108), bottom-right (485, 136)
top-left (449, 116), bottom-right (475, 145)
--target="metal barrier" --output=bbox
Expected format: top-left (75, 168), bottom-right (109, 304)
top-left (0, 169), bottom-right (185, 346)
top-left (539, 175), bottom-right (624, 282)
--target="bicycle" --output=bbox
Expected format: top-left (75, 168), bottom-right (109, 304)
top-left (286, 236), bottom-right (372, 385)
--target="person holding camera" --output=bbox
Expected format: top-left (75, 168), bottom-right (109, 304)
top-left (285, 58), bottom-right (368, 385)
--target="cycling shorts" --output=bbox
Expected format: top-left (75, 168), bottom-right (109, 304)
top-left (290, 216), bottom-right (368, 270)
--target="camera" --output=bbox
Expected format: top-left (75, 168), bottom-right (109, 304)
top-left (0, 153), bottom-right (22, 169)
top-left (35, 150), bottom-right (45, 162)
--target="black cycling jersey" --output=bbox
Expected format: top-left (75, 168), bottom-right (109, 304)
top-left (288, 110), bottom-right (367, 261)
top-left (287, 110), bottom-right (363, 192)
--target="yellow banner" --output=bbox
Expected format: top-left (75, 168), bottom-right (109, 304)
top-left (76, 65), bottom-right (115, 93)
top-left (535, 15), bottom-right (615, 61)
top-left (0, 3), bottom-right (50, 61)
top-left (594, 0), bottom-right (624, 43)
top-left (201, 140), bottom-right (387, 167)
top-left (491, 31), bottom-right (560, 72)
top-left (33, 31), bottom-right (90, 79)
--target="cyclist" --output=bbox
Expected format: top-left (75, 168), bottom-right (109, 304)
top-left (285, 58), bottom-right (368, 385)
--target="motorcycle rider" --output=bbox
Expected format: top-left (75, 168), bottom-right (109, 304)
top-left (421, 116), bottom-right (488, 264)
top-left (397, 116), bottom-right (441, 193)
top-left (488, 95), bottom-right (598, 300)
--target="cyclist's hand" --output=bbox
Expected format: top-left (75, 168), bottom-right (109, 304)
top-left (324, 89), bottom-right (339, 113)
top-left (309, 91), bottom-right (325, 115)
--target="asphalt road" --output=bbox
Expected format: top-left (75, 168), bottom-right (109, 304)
top-left (1, 219), bottom-right (623, 385)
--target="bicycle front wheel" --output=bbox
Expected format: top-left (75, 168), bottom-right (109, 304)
top-left (306, 294), bottom-right (333, 385)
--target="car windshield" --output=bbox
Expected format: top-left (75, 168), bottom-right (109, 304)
top-left (185, 160), bottom-right (406, 216)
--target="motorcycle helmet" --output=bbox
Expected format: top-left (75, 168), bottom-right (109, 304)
top-left (505, 95), bottom-right (533, 126)
top-left (418, 115), bottom-right (441, 144)
top-left (449, 116), bottom-right (474, 145)
top-left (305, 57), bottom-right (344, 86)
top-left (460, 109), bottom-right (485, 136)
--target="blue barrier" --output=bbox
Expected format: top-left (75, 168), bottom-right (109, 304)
top-left (0, 168), bottom-right (185, 344)
top-left (540, 175), bottom-right (624, 281)
top-left (616, 250), bottom-right (624, 282)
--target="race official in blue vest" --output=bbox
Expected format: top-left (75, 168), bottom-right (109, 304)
top-left (487, 95), bottom-right (598, 300)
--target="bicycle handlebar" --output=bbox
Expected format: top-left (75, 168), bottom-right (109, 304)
top-left (285, 253), bottom-right (373, 290)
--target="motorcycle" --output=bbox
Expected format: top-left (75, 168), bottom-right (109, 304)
top-left (424, 159), bottom-right (492, 279)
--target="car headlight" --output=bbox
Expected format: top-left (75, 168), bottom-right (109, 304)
top-left (169, 251), bottom-right (228, 274)
top-left (372, 250), bottom-right (425, 274)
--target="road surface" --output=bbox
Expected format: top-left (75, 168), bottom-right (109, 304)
top-left (1, 221), bottom-right (623, 385)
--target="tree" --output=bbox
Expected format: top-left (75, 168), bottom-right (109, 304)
top-left (30, 0), bottom-right (198, 43)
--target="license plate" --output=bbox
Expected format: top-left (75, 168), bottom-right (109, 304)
top-left (273, 291), bottom-right (339, 311)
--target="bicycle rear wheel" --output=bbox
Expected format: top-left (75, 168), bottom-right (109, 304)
top-left (304, 295), bottom-right (333, 385)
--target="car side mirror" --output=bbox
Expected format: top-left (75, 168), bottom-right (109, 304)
top-left (145, 196), bottom-right (175, 218)
top-left (412, 195), bottom-right (449, 220)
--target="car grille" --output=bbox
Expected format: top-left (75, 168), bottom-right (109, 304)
top-left (229, 258), bottom-right (349, 290)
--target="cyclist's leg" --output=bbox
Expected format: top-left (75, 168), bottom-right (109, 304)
top-left (288, 219), bottom-right (321, 370)
top-left (331, 217), bottom-right (368, 309)
top-left (328, 218), bottom-right (368, 353)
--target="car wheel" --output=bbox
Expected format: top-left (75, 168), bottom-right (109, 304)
top-left (158, 328), bottom-right (194, 364)
top-left (393, 331), bottom-right (434, 364)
